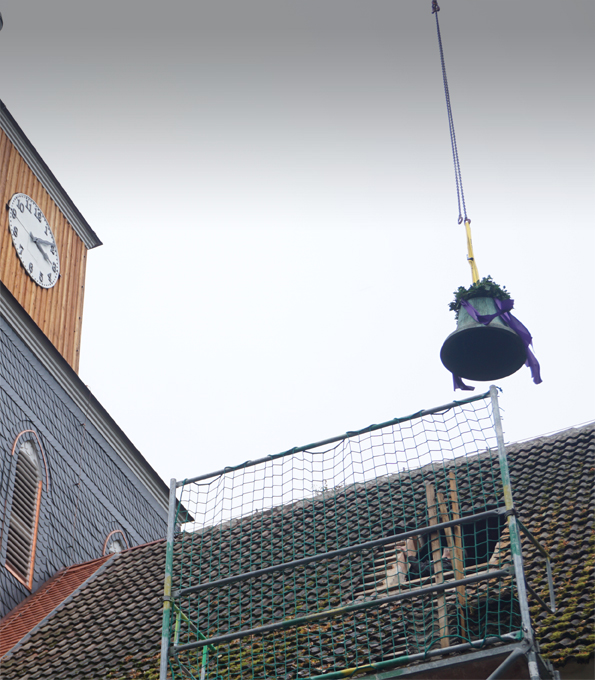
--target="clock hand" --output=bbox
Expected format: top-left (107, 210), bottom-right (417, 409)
top-left (29, 232), bottom-right (54, 247)
top-left (29, 233), bottom-right (51, 263)
top-left (35, 241), bottom-right (51, 263)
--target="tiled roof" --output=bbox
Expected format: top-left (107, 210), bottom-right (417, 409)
top-left (0, 555), bottom-right (112, 658)
top-left (0, 542), bottom-right (166, 679)
top-left (506, 425), bottom-right (594, 667)
top-left (0, 423), bottom-right (592, 679)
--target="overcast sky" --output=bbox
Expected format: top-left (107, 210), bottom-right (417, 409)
top-left (0, 1), bottom-right (593, 485)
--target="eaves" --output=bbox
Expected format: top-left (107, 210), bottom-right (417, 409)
top-left (0, 99), bottom-right (102, 250)
top-left (0, 284), bottom-right (170, 514)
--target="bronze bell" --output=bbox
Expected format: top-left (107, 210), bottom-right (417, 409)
top-left (440, 297), bottom-right (527, 381)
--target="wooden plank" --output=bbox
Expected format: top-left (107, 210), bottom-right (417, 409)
top-left (489, 526), bottom-right (510, 567)
top-left (33, 184), bottom-right (55, 335)
top-left (0, 135), bottom-right (13, 281)
top-left (43, 197), bottom-right (61, 347)
top-left (59, 204), bottom-right (75, 360)
top-left (56, 210), bottom-right (74, 358)
top-left (7, 151), bottom-right (28, 291)
top-left (2, 148), bottom-right (22, 292)
top-left (23, 169), bottom-right (39, 322)
top-left (66, 226), bottom-right (84, 368)
top-left (437, 489), bottom-right (467, 639)
top-left (13, 158), bottom-right (30, 305)
top-left (0, 145), bottom-right (13, 281)
top-left (0, 129), bottom-right (12, 278)
top-left (449, 471), bottom-right (467, 610)
top-left (3, 153), bottom-right (34, 305)
top-left (63, 229), bottom-right (82, 366)
top-left (28, 178), bottom-right (44, 327)
top-left (0, 137), bottom-right (87, 371)
top-left (0, 130), bottom-right (11, 211)
top-left (425, 483), bottom-right (450, 649)
top-left (36, 201), bottom-right (54, 340)
top-left (72, 248), bottom-right (87, 373)
top-left (436, 490), bottom-right (455, 551)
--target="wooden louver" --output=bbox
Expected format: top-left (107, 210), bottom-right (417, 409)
top-left (6, 450), bottom-right (42, 588)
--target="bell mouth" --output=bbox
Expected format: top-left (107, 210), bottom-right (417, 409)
top-left (440, 325), bottom-right (527, 381)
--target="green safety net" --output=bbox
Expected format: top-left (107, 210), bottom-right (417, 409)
top-left (167, 393), bottom-right (521, 679)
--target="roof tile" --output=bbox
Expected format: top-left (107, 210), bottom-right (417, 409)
top-left (0, 424), bottom-right (593, 678)
top-left (0, 555), bottom-right (111, 658)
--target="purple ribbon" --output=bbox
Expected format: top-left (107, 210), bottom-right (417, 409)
top-left (452, 298), bottom-right (542, 390)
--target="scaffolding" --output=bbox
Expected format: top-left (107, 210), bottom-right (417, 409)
top-left (159, 387), bottom-right (556, 680)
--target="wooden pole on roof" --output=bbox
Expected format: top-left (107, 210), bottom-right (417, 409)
top-left (437, 488), bottom-right (467, 639)
top-left (426, 483), bottom-right (450, 649)
top-left (448, 471), bottom-right (467, 612)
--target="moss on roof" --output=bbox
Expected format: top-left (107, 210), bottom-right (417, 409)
top-left (0, 424), bottom-right (592, 679)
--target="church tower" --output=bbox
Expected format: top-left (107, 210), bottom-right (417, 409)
top-left (0, 103), bottom-right (101, 372)
top-left (0, 101), bottom-right (169, 618)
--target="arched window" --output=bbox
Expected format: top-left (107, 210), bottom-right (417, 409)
top-left (102, 530), bottom-right (130, 556)
top-left (5, 435), bottom-right (45, 590)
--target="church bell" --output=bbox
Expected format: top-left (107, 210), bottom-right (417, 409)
top-left (440, 297), bottom-right (527, 382)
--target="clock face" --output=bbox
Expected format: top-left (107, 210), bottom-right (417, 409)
top-left (8, 193), bottom-right (60, 289)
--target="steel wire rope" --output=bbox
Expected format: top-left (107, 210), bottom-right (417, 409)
top-left (432, 1), bottom-right (469, 225)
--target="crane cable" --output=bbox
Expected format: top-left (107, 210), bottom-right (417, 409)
top-left (432, 1), bottom-right (479, 283)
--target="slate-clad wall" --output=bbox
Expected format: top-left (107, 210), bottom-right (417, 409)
top-left (0, 318), bottom-right (168, 617)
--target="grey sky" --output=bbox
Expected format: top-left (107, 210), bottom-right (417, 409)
top-left (0, 1), bottom-right (593, 483)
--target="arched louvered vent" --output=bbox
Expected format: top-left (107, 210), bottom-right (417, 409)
top-left (103, 530), bottom-right (130, 556)
top-left (6, 440), bottom-right (42, 589)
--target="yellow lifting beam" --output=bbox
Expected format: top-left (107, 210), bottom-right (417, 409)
top-left (465, 219), bottom-right (479, 284)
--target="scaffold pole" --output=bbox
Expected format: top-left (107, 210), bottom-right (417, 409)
top-left (160, 478), bottom-right (177, 680)
top-left (490, 386), bottom-right (540, 680)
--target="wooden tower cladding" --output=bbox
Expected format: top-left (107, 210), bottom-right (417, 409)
top-left (0, 127), bottom-right (91, 373)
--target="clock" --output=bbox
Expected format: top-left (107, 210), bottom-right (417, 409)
top-left (8, 193), bottom-right (60, 289)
